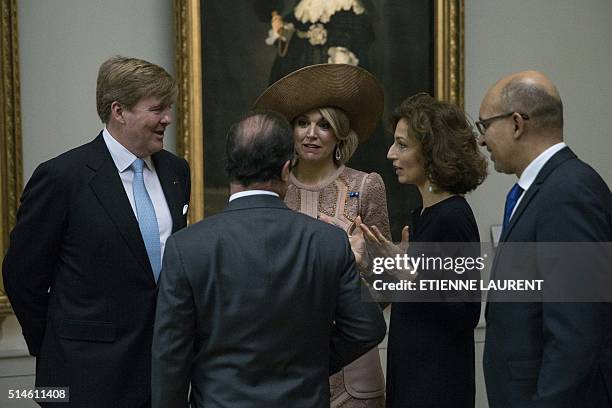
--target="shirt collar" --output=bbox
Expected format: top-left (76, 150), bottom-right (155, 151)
top-left (102, 127), bottom-right (154, 172)
top-left (517, 142), bottom-right (566, 191)
top-left (229, 190), bottom-right (279, 202)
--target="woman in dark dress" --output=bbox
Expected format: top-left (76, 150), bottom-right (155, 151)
top-left (359, 93), bottom-right (488, 407)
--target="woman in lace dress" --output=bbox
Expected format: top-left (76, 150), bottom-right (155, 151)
top-left (255, 63), bottom-right (389, 408)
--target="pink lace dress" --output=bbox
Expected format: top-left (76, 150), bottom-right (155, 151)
top-left (285, 165), bottom-right (390, 408)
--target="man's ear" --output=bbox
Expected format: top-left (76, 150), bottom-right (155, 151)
top-left (280, 160), bottom-right (291, 182)
top-left (110, 101), bottom-right (125, 124)
top-left (512, 112), bottom-right (526, 139)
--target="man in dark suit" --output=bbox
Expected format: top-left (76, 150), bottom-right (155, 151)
top-left (2, 56), bottom-right (190, 407)
top-left (478, 70), bottom-right (612, 407)
top-left (151, 110), bottom-right (386, 408)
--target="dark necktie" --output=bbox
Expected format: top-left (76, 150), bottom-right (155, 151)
top-left (502, 183), bottom-right (524, 231)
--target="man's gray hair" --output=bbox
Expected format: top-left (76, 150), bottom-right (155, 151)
top-left (501, 79), bottom-right (563, 129)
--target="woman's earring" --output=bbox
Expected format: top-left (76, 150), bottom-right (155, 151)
top-left (428, 184), bottom-right (434, 193)
top-left (335, 145), bottom-right (342, 161)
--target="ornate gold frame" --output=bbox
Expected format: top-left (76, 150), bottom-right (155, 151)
top-left (0, 0), bottom-right (22, 317)
top-left (434, 0), bottom-right (464, 108)
top-left (174, 0), bottom-right (204, 225)
top-left (174, 0), bottom-right (464, 223)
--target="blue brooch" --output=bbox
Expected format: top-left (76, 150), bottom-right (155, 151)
top-left (349, 192), bottom-right (360, 198)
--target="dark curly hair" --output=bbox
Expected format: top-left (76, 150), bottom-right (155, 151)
top-left (390, 93), bottom-right (487, 194)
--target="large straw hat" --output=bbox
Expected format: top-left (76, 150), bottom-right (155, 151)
top-left (254, 64), bottom-right (384, 142)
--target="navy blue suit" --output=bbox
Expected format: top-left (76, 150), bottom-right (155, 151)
top-left (3, 133), bottom-right (190, 407)
top-left (484, 147), bottom-right (612, 407)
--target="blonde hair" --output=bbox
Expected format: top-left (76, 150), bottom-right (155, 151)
top-left (319, 107), bottom-right (358, 164)
top-left (96, 56), bottom-right (177, 123)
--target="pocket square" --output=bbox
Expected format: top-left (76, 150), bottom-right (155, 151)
top-left (182, 204), bottom-right (189, 215)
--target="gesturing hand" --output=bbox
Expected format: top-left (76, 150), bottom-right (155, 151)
top-left (359, 223), bottom-right (409, 259)
top-left (318, 214), bottom-right (368, 268)
top-left (348, 216), bottom-right (368, 268)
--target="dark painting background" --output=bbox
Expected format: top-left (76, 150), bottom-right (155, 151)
top-left (201, 0), bottom-right (433, 240)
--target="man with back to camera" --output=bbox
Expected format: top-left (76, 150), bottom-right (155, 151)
top-left (151, 110), bottom-right (387, 408)
top-left (2, 56), bottom-right (191, 407)
top-left (478, 70), bottom-right (612, 407)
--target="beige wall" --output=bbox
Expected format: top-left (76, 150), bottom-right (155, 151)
top-left (2, 1), bottom-right (612, 407)
top-left (2, 1), bottom-right (175, 406)
top-left (18, 0), bottom-right (176, 182)
top-left (465, 0), bottom-right (612, 241)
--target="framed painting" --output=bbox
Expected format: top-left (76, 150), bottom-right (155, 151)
top-left (174, 0), bottom-right (464, 239)
top-left (0, 0), bottom-right (23, 318)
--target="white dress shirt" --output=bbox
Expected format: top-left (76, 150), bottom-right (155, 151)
top-left (229, 190), bottom-right (280, 202)
top-left (510, 142), bottom-right (567, 220)
top-left (102, 128), bottom-right (173, 266)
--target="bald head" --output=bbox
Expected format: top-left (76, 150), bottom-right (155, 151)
top-left (478, 71), bottom-right (565, 176)
top-left (484, 70), bottom-right (563, 131)
top-left (225, 110), bottom-right (294, 187)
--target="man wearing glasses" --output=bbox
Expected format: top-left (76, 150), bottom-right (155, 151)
top-left (478, 70), bottom-right (612, 408)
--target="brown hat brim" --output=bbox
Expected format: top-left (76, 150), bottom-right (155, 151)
top-left (253, 64), bottom-right (384, 142)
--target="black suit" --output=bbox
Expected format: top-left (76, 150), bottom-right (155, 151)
top-left (2, 133), bottom-right (190, 407)
top-left (484, 147), bottom-right (612, 407)
top-left (151, 194), bottom-right (387, 408)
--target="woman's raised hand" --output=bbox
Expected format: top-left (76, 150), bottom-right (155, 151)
top-left (360, 223), bottom-right (409, 259)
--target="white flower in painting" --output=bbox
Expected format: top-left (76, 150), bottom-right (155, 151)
top-left (328, 46), bottom-right (359, 65)
top-left (308, 24), bottom-right (328, 46)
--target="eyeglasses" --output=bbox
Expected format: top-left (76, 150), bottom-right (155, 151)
top-left (475, 112), bottom-right (529, 135)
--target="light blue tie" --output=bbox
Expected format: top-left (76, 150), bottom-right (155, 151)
top-left (131, 158), bottom-right (161, 282)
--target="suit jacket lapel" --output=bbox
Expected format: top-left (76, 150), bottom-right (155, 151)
top-left (87, 133), bottom-right (153, 278)
top-left (489, 182), bottom-right (541, 284)
top-left (499, 184), bottom-right (541, 242)
top-left (491, 147), bottom-right (576, 284)
top-left (499, 147), bottom-right (576, 243)
top-left (152, 152), bottom-right (184, 233)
